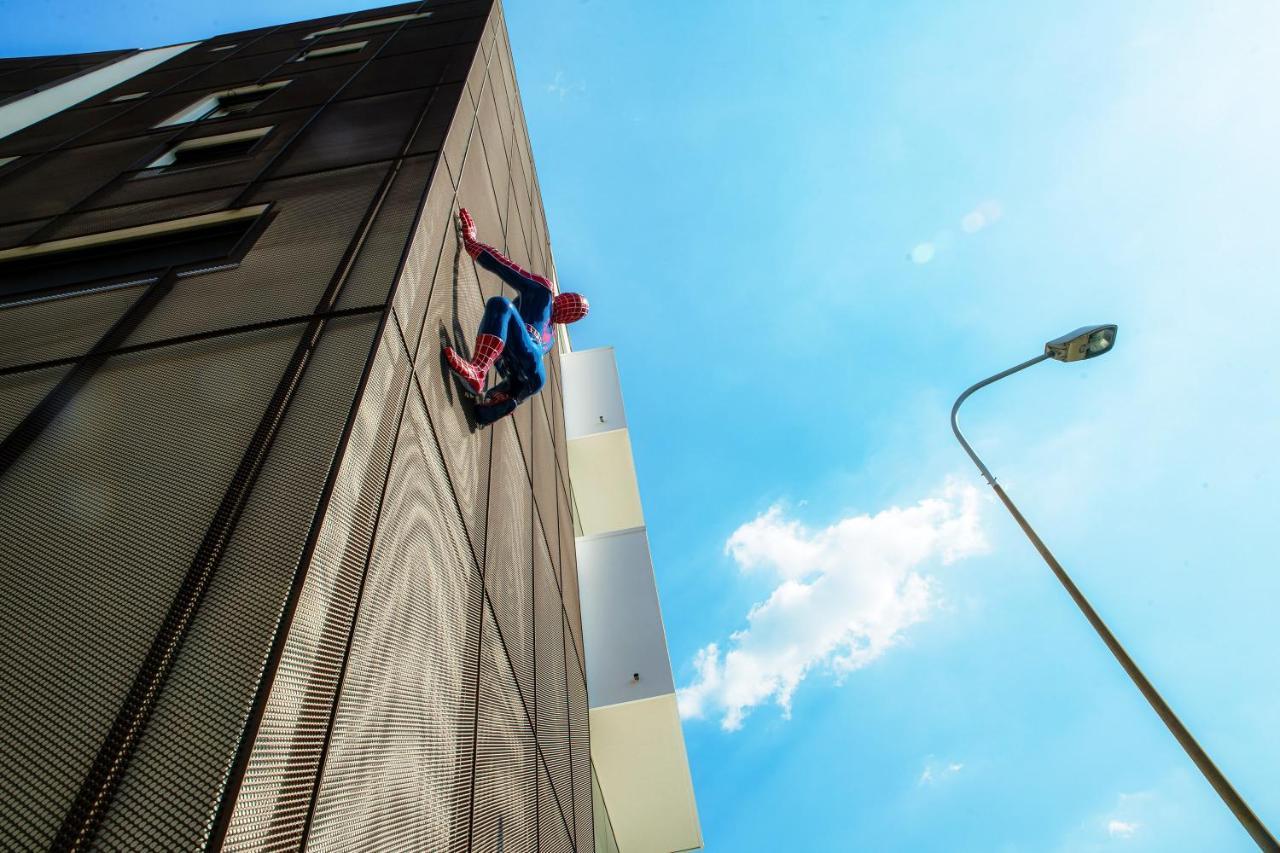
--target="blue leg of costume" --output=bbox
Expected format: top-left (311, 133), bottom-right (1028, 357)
top-left (474, 296), bottom-right (546, 423)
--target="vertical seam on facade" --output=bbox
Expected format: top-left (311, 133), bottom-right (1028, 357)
top-left (205, 303), bottom-right (390, 851)
top-left (294, 316), bottom-right (418, 849)
top-left (560, 489), bottom-right (578, 850)
top-left (210, 41), bottom-right (462, 845)
top-left (531, 383), bottom-right (540, 848)
top-left (530, 385), bottom-right (577, 850)
top-left (465, 318), bottom-right (500, 849)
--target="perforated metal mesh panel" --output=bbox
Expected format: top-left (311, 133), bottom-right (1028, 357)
top-left (534, 520), bottom-right (573, 839)
top-left (0, 217), bottom-right (48, 251)
top-left (414, 220), bottom-right (492, 563)
top-left (558, 475), bottom-right (586, 670)
top-left (568, 634), bottom-right (593, 851)
top-left (223, 320), bottom-right (413, 853)
top-left (0, 365), bottom-right (70, 439)
top-left (532, 404), bottom-right (561, 583)
top-left (123, 162), bottom-right (389, 347)
top-left (537, 758), bottom-right (575, 853)
top-left (485, 420), bottom-right (535, 722)
top-left (0, 3), bottom-right (596, 850)
top-left (338, 154), bottom-right (438, 315)
top-left (0, 135), bottom-right (161, 224)
top-left (308, 372), bottom-right (479, 852)
top-left (0, 327), bottom-right (299, 849)
top-left (472, 597), bottom-right (537, 853)
top-left (267, 88), bottom-right (433, 180)
top-left (387, 154), bottom-right (455, 354)
top-left (94, 314), bottom-right (380, 850)
top-left (39, 186), bottom-right (242, 241)
top-left (0, 283), bottom-right (144, 370)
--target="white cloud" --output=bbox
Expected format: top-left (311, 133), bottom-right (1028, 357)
top-left (677, 481), bottom-right (987, 730)
top-left (546, 70), bottom-right (585, 100)
top-left (918, 757), bottom-right (965, 787)
top-left (1057, 786), bottom-right (1167, 851)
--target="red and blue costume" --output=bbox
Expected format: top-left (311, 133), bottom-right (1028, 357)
top-left (443, 208), bottom-right (589, 424)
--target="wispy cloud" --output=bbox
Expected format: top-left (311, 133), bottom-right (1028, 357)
top-left (918, 756), bottom-right (965, 787)
top-left (1101, 791), bottom-right (1150, 841)
top-left (546, 70), bottom-right (585, 100)
top-left (1057, 787), bottom-right (1161, 851)
top-left (677, 481), bottom-right (987, 730)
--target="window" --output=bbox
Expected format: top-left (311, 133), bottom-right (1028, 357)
top-left (0, 156), bottom-right (17, 170)
top-left (156, 81), bottom-right (289, 127)
top-left (293, 41), bottom-right (367, 62)
top-left (144, 127), bottom-right (272, 172)
top-left (209, 43), bottom-right (238, 52)
top-left (110, 91), bottom-right (149, 103)
top-left (304, 12), bottom-right (431, 39)
top-left (0, 205), bottom-right (271, 301)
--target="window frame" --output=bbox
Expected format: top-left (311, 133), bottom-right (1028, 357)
top-left (303, 12), bottom-right (431, 40)
top-left (154, 81), bottom-right (290, 128)
top-left (141, 126), bottom-right (274, 174)
top-left (0, 204), bottom-right (274, 305)
top-left (292, 40), bottom-right (368, 62)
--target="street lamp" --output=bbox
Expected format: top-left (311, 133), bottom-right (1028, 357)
top-left (951, 325), bottom-right (1278, 852)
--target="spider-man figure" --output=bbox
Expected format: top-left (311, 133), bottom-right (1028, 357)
top-left (443, 208), bottom-right (589, 424)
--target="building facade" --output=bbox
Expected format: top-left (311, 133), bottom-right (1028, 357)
top-left (562, 347), bottom-right (702, 853)
top-left (0, 2), bottom-right (641, 849)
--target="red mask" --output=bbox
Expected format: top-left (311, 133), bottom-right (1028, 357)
top-left (551, 292), bottom-right (589, 324)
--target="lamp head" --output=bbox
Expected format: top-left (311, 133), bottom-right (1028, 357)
top-left (1045, 324), bottom-right (1118, 363)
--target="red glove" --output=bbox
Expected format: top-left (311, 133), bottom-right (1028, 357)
top-left (458, 208), bottom-right (482, 259)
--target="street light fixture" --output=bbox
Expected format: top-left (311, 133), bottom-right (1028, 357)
top-left (1044, 323), bottom-right (1117, 362)
top-left (950, 325), bottom-right (1278, 852)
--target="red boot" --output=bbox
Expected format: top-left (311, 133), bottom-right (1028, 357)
top-left (444, 333), bottom-right (503, 396)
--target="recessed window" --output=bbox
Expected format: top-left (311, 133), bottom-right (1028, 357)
top-left (110, 91), bottom-right (149, 103)
top-left (304, 12), bottom-right (430, 39)
top-left (156, 81), bottom-right (290, 127)
top-left (0, 156), bottom-right (17, 170)
top-left (294, 41), bottom-right (367, 62)
top-left (209, 43), bottom-right (238, 52)
top-left (0, 205), bottom-right (271, 301)
top-left (145, 127), bottom-right (272, 172)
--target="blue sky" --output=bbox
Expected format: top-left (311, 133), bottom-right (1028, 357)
top-left (6, 1), bottom-right (1279, 850)
top-left (510, 2), bottom-right (1280, 850)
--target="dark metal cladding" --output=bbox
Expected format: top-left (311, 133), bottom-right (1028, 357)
top-left (0, 0), bottom-right (590, 849)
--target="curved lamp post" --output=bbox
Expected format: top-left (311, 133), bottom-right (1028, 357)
top-left (951, 325), bottom-right (1278, 851)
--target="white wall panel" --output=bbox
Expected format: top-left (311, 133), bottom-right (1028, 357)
top-left (561, 347), bottom-right (627, 439)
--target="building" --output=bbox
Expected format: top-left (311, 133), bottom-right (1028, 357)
top-left (0, 1), bottom-right (698, 850)
top-left (561, 347), bottom-right (703, 853)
